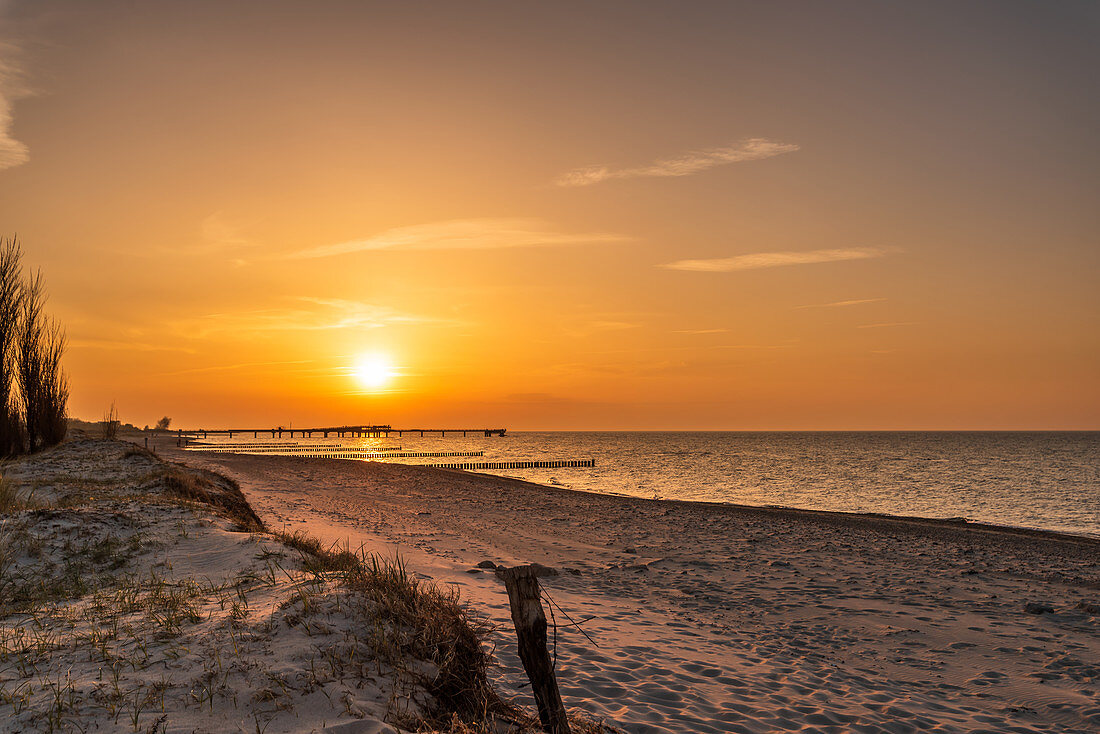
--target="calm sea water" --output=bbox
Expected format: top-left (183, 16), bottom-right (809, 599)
top-left (190, 432), bottom-right (1100, 538)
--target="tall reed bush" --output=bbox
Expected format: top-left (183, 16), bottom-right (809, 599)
top-left (0, 236), bottom-right (68, 455)
top-left (0, 238), bottom-right (24, 457)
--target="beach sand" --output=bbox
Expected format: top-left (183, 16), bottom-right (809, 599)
top-left (0, 439), bottom-right (531, 733)
top-left (171, 447), bottom-right (1100, 733)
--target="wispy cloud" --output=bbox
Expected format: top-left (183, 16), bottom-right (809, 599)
top-left (68, 338), bottom-right (197, 354)
top-left (673, 328), bottom-right (730, 334)
top-left (857, 322), bottom-right (916, 329)
top-left (177, 298), bottom-right (436, 338)
top-left (288, 218), bottom-right (629, 260)
top-left (556, 138), bottom-right (799, 187)
top-left (501, 392), bottom-right (591, 406)
top-left (160, 359), bottom-right (315, 377)
top-left (662, 247), bottom-right (887, 273)
top-left (0, 40), bottom-right (30, 170)
top-left (200, 213), bottom-right (253, 248)
top-left (587, 320), bottom-right (640, 331)
top-left (795, 297), bottom-right (886, 309)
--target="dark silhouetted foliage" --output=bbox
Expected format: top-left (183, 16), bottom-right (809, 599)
top-left (0, 238), bottom-right (23, 457)
top-left (0, 236), bottom-right (69, 455)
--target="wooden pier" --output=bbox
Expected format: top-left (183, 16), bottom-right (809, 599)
top-left (173, 424), bottom-right (507, 441)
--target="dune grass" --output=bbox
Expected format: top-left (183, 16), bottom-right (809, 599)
top-left (147, 462), bottom-right (264, 532)
top-left (0, 473), bottom-right (21, 513)
top-left (272, 528), bottom-right (502, 729)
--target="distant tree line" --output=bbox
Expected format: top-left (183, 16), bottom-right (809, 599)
top-left (0, 236), bottom-right (69, 456)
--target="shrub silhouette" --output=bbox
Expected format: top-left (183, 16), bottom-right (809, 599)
top-left (0, 238), bottom-right (23, 457)
top-left (0, 236), bottom-right (69, 455)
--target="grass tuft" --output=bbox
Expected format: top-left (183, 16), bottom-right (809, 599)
top-left (0, 473), bottom-right (31, 514)
top-left (348, 553), bottom-right (497, 725)
top-left (152, 465), bottom-right (264, 532)
top-left (272, 530), bottom-right (360, 574)
top-left (270, 527), bottom-right (503, 728)
top-left (0, 474), bottom-right (17, 514)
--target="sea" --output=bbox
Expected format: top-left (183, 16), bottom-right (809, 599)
top-left (186, 431), bottom-right (1100, 538)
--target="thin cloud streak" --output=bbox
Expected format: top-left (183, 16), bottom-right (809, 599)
top-left (0, 40), bottom-right (30, 170)
top-left (200, 213), bottom-right (253, 247)
top-left (288, 218), bottom-right (629, 260)
top-left (556, 138), bottom-right (799, 187)
top-left (673, 328), bottom-right (730, 334)
top-left (177, 298), bottom-right (437, 338)
top-left (858, 322), bottom-right (917, 329)
top-left (160, 359), bottom-right (315, 377)
top-left (662, 247), bottom-right (887, 273)
top-left (68, 338), bottom-right (197, 354)
top-left (795, 298), bottom-right (887, 309)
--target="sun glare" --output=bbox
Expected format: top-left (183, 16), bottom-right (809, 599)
top-left (352, 353), bottom-right (395, 390)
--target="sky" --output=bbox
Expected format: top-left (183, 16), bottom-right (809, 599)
top-left (0, 0), bottom-right (1097, 430)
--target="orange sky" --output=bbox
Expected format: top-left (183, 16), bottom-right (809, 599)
top-left (1, 1), bottom-right (1097, 429)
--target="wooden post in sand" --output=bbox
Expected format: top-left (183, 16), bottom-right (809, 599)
top-left (496, 564), bottom-right (571, 734)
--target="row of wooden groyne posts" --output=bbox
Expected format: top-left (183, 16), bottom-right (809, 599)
top-left (427, 459), bottom-right (595, 470)
top-left (185, 447), bottom-right (596, 469)
top-left (174, 424), bottom-right (596, 471)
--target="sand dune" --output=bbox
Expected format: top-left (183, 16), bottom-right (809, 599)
top-left (0, 440), bottom-right (526, 733)
top-left (174, 448), bottom-right (1100, 733)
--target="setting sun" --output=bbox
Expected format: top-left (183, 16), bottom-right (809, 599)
top-left (352, 353), bottom-right (395, 390)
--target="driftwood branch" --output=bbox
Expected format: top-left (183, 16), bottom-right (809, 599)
top-left (496, 564), bottom-right (572, 734)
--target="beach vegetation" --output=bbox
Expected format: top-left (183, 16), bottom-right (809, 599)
top-left (150, 463), bottom-right (265, 532)
top-left (270, 528), bottom-right (507, 729)
top-left (102, 401), bottom-right (121, 439)
top-left (0, 472), bottom-right (26, 513)
top-left (0, 236), bottom-right (69, 457)
top-left (0, 238), bottom-right (25, 457)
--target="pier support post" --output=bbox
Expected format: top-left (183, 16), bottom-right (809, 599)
top-left (496, 565), bottom-right (571, 734)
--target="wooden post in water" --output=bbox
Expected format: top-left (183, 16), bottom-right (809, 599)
top-left (496, 564), bottom-right (571, 734)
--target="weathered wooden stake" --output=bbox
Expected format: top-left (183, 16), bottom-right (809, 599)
top-left (497, 564), bottom-right (571, 734)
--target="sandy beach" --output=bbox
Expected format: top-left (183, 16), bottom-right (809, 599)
top-left (1, 439), bottom-right (553, 734)
top-left (171, 446), bottom-right (1100, 733)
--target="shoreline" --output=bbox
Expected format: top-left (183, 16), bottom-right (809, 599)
top-left (174, 428), bottom-right (1100, 542)
top-left (444, 465), bottom-right (1100, 547)
top-left (173, 447), bottom-right (1100, 733)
